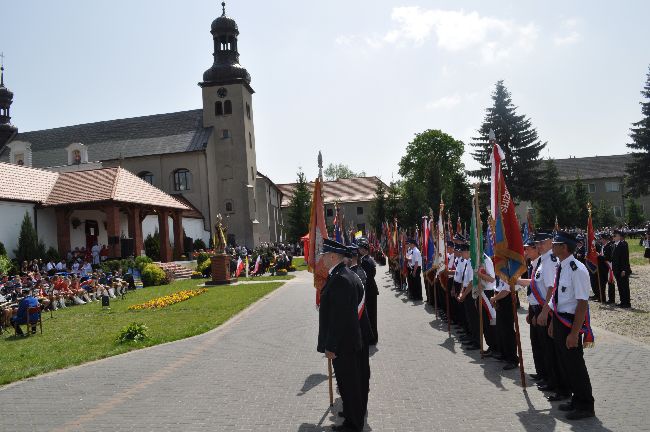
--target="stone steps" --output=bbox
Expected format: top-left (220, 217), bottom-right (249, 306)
top-left (153, 262), bottom-right (194, 279)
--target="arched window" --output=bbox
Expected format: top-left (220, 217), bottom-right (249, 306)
top-left (72, 150), bottom-right (81, 165)
top-left (248, 132), bottom-right (252, 149)
top-left (224, 100), bottom-right (232, 115)
top-left (225, 201), bottom-right (234, 213)
top-left (138, 171), bottom-right (154, 184)
top-left (173, 169), bottom-right (191, 191)
top-left (246, 103), bottom-right (251, 119)
top-left (215, 101), bottom-right (223, 116)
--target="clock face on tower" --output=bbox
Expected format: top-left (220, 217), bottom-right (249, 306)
top-left (217, 87), bottom-right (228, 98)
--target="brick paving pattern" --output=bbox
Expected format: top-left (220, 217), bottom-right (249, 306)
top-left (1, 268), bottom-right (648, 431)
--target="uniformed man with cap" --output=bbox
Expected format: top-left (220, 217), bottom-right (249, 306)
top-left (456, 243), bottom-right (480, 350)
top-left (407, 239), bottom-right (423, 301)
top-left (346, 243), bottom-right (374, 424)
top-left (535, 231), bottom-right (571, 401)
top-left (611, 229), bottom-right (632, 308)
top-left (317, 239), bottom-right (367, 432)
top-left (548, 231), bottom-right (595, 420)
top-left (517, 237), bottom-right (546, 383)
top-left (357, 237), bottom-right (379, 345)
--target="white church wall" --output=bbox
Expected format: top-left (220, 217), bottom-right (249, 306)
top-left (142, 215), bottom-right (174, 245)
top-left (36, 208), bottom-right (58, 251)
top-left (183, 218), bottom-right (210, 245)
top-left (68, 210), bottom-right (110, 251)
top-left (0, 201), bottom-right (36, 259)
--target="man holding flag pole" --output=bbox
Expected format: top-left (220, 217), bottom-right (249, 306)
top-left (488, 129), bottom-right (528, 386)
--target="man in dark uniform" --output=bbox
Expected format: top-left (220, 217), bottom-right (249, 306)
top-left (574, 235), bottom-right (586, 265)
top-left (549, 231), bottom-right (595, 420)
top-left (358, 238), bottom-right (379, 345)
top-left (317, 239), bottom-right (366, 432)
top-left (598, 233), bottom-right (616, 303)
top-left (611, 229), bottom-right (632, 308)
top-left (346, 244), bottom-right (373, 424)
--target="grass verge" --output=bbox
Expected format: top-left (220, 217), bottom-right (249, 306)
top-left (0, 279), bottom-right (284, 386)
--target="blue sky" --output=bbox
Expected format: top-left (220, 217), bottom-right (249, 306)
top-left (2, 0), bottom-right (649, 184)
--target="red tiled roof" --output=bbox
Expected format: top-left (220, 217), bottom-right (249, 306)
top-left (277, 176), bottom-right (386, 207)
top-left (172, 194), bottom-right (204, 219)
top-left (0, 162), bottom-right (58, 203)
top-left (0, 162), bottom-right (188, 210)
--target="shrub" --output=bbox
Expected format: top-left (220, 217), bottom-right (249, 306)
top-left (135, 256), bottom-right (153, 272)
top-left (197, 257), bottom-right (211, 276)
top-left (0, 241), bottom-right (6, 256)
top-left (101, 260), bottom-right (122, 274)
top-left (116, 322), bottom-right (150, 343)
top-left (141, 263), bottom-right (166, 286)
top-left (0, 255), bottom-right (12, 275)
top-left (144, 229), bottom-right (160, 261)
top-left (119, 258), bottom-right (136, 273)
top-left (193, 238), bottom-right (207, 251)
top-left (196, 252), bottom-right (210, 266)
top-left (277, 269), bottom-right (288, 276)
top-left (288, 265), bottom-right (297, 272)
top-left (45, 246), bottom-right (60, 262)
top-left (191, 271), bottom-right (204, 279)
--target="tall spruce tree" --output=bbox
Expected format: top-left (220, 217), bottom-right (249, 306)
top-left (626, 65), bottom-right (650, 196)
top-left (572, 175), bottom-right (590, 228)
top-left (594, 199), bottom-right (617, 228)
top-left (625, 197), bottom-right (645, 227)
top-left (534, 159), bottom-right (571, 228)
top-left (385, 181), bottom-right (402, 222)
top-left (470, 81), bottom-right (547, 202)
top-left (369, 180), bottom-right (387, 233)
top-left (286, 170), bottom-right (312, 243)
top-left (14, 211), bottom-right (42, 263)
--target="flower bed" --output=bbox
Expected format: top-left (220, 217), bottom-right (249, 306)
top-left (128, 289), bottom-right (208, 310)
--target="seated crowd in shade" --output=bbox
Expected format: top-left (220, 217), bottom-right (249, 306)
top-left (1, 260), bottom-right (134, 336)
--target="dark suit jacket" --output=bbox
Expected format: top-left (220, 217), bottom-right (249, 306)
top-left (317, 263), bottom-right (363, 355)
top-left (350, 264), bottom-right (374, 346)
top-left (611, 240), bottom-right (631, 275)
top-left (360, 254), bottom-right (379, 296)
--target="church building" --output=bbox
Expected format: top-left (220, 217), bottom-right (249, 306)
top-left (0, 3), bottom-right (284, 254)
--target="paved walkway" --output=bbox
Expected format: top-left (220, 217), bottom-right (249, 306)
top-left (1, 268), bottom-right (648, 431)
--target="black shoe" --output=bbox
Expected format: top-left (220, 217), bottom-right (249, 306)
top-left (558, 402), bottom-right (574, 412)
top-left (565, 410), bottom-right (595, 420)
top-left (529, 373), bottom-right (543, 381)
top-left (537, 384), bottom-right (556, 392)
top-left (503, 362), bottom-right (518, 370)
top-left (481, 349), bottom-right (493, 357)
top-left (547, 393), bottom-right (570, 402)
top-left (465, 343), bottom-right (480, 350)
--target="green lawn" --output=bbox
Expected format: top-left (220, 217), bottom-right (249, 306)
top-left (238, 274), bottom-right (295, 281)
top-left (630, 242), bottom-right (649, 266)
top-left (294, 258), bottom-right (308, 271)
top-left (0, 279), bottom-right (284, 385)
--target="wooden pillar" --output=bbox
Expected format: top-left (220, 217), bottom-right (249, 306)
top-left (55, 208), bottom-right (71, 258)
top-left (128, 207), bottom-right (144, 257)
top-left (105, 205), bottom-right (121, 259)
top-left (158, 209), bottom-right (172, 262)
top-left (172, 210), bottom-right (183, 260)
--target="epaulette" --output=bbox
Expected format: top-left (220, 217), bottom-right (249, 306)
top-left (550, 255), bottom-right (558, 262)
top-left (570, 261), bottom-right (577, 271)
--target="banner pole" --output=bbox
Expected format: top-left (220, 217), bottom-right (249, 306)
top-left (327, 358), bottom-right (334, 406)
top-left (510, 282), bottom-right (526, 388)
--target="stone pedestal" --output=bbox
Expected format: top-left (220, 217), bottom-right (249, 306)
top-left (206, 254), bottom-right (235, 285)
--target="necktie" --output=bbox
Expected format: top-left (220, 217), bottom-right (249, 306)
top-left (553, 264), bottom-right (562, 304)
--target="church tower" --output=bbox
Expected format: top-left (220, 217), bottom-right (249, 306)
top-left (0, 61), bottom-right (18, 147)
top-left (200, 2), bottom-right (259, 247)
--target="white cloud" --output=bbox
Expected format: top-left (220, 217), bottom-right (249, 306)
top-left (554, 18), bottom-right (581, 46)
top-left (426, 94), bottom-right (462, 110)
top-left (336, 7), bottom-right (538, 63)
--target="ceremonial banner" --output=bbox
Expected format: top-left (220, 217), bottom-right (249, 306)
top-left (435, 201), bottom-right (447, 277)
top-left (422, 216), bottom-right (429, 269)
top-left (586, 208), bottom-right (598, 274)
top-left (235, 256), bottom-right (245, 277)
top-left (308, 177), bottom-right (328, 305)
top-left (490, 142), bottom-right (527, 285)
top-left (333, 203), bottom-right (343, 244)
top-left (425, 218), bottom-right (435, 272)
top-left (485, 217), bottom-right (495, 258)
top-left (470, 190), bottom-right (483, 299)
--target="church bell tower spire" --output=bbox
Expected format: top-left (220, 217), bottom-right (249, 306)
top-left (0, 54), bottom-right (18, 146)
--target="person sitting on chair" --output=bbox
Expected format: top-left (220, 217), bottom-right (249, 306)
top-left (11, 289), bottom-right (41, 335)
